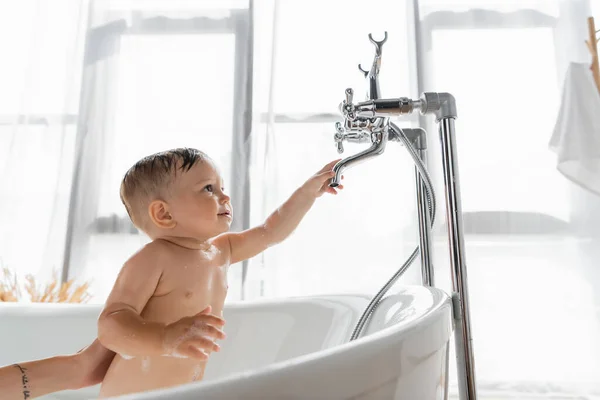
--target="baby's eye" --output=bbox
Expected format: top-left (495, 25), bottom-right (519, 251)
top-left (204, 184), bottom-right (213, 192)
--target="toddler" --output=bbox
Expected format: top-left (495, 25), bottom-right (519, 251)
top-left (97, 148), bottom-right (342, 397)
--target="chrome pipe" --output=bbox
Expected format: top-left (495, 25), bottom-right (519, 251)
top-left (438, 117), bottom-right (477, 400)
top-left (414, 136), bottom-right (434, 287)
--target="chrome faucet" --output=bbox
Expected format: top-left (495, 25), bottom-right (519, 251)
top-left (329, 31), bottom-right (457, 187)
top-left (331, 32), bottom-right (477, 400)
top-left (329, 32), bottom-right (390, 188)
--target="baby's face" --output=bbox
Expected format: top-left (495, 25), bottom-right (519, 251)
top-left (167, 159), bottom-right (233, 238)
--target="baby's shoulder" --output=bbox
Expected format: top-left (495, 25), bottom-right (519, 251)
top-left (124, 240), bottom-right (172, 268)
top-left (111, 241), bottom-right (168, 285)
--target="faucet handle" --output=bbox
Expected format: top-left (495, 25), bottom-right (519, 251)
top-left (345, 88), bottom-right (353, 104)
top-left (334, 122), bottom-right (375, 154)
top-left (334, 122), bottom-right (345, 154)
top-left (339, 88), bottom-right (356, 121)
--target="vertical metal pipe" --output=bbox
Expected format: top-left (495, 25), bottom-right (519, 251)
top-left (414, 135), bottom-right (434, 286)
top-left (438, 117), bottom-right (477, 400)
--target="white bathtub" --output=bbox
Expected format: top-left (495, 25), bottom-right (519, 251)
top-left (0, 285), bottom-right (453, 399)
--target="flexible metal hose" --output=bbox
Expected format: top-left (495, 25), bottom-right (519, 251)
top-left (349, 122), bottom-right (436, 341)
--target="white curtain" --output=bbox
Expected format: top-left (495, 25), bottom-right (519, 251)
top-left (62, 0), bottom-right (253, 301)
top-left (1, 0), bottom-right (253, 300)
top-left (247, 0), bottom-right (424, 299)
top-left (0, 0), bottom-right (88, 283)
top-left (420, 0), bottom-right (600, 397)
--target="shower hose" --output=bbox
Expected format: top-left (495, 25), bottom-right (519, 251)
top-left (349, 121), bottom-right (437, 341)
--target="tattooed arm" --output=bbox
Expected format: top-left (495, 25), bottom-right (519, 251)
top-left (0, 358), bottom-right (76, 399)
top-left (0, 339), bottom-right (114, 399)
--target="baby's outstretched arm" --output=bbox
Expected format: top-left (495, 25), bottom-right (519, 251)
top-left (224, 159), bottom-right (343, 264)
top-left (98, 244), bottom-right (225, 360)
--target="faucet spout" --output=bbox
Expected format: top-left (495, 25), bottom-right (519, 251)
top-left (329, 124), bottom-right (388, 187)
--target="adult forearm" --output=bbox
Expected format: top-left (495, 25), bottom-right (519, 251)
top-left (0, 355), bottom-right (80, 399)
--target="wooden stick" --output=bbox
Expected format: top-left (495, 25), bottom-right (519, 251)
top-left (587, 17), bottom-right (600, 94)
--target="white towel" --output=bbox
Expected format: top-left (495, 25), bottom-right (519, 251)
top-left (550, 62), bottom-right (600, 196)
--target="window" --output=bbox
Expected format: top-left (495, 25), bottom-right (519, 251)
top-left (420, 8), bottom-right (569, 231)
top-left (0, 0), bottom-right (84, 278)
top-left (418, 6), bottom-right (599, 393)
top-left (430, 27), bottom-right (566, 218)
top-left (245, 0), bottom-right (426, 299)
top-left (99, 34), bottom-right (235, 219)
top-left (65, 3), bottom-right (252, 302)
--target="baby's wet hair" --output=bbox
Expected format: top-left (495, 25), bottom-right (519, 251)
top-left (120, 147), bottom-right (209, 228)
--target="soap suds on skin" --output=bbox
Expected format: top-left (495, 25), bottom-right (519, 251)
top-left (200, 245), bottom-right (220, 260)
top-left (192, 364), bottom-right (202, 381)
top-left (164, 326), bottom-right (216, 359)
top-left (141, 357), bottom-right (150, 372)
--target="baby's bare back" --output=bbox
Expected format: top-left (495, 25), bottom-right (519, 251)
top-left (99, 240), bottom-right (229, 398)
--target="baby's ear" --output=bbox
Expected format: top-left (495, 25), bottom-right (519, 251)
top-left (148, 200), bottom-right (176, 229)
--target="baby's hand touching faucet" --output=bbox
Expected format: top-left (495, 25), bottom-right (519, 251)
top-left (299, 159), bottom-right (344, 198)
top-left (163, 306), bottom-right (226, 360)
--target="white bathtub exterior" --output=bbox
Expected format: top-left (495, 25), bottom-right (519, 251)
top-left (0, 285), bottom-right (453, 399)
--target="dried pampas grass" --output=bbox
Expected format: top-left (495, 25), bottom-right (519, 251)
top-left (0, 268), bottom-right (91, 303)
top-left (0, 268), bottom-right (19, 302)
